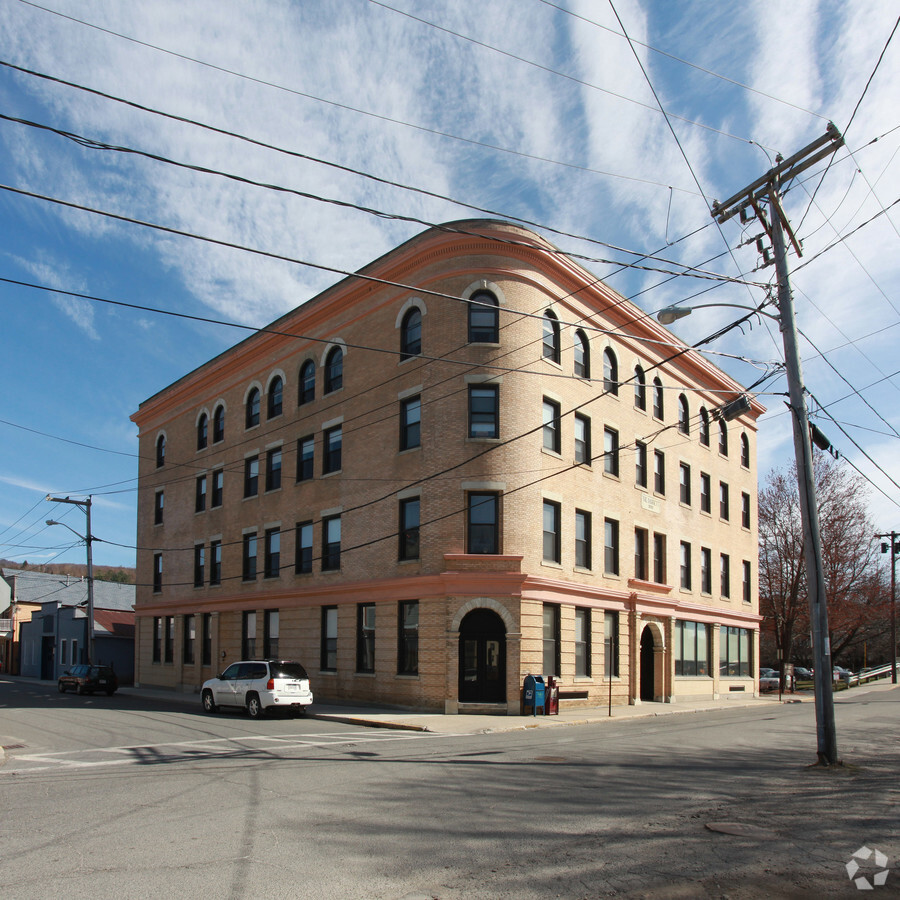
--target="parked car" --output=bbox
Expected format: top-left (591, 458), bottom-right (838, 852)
top-left (201, 659), bottom-right (313, 718)
top-left (833, 666), bottom-right (855, 683)
top-left (793, 666), bottom-right (813, 681)
top-left (758, 670), bottom-right (780, 692)
top-left (58, 664), bottom-right (119, 696)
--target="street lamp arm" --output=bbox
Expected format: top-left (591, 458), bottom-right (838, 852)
top-left (46, 519), bottom-right (86, 542)
top-left (656, 301), bottom-right (780, 326)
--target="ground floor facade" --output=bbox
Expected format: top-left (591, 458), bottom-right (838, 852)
top-left (135, 556), bottom-right (760, 712)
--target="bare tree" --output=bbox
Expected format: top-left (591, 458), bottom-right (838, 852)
top-left (758, 452), bottom-right (888, 673)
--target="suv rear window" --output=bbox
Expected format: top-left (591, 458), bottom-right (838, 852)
top-left (270, 662), bottom-right (308, 680)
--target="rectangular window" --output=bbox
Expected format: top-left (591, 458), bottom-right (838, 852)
top-left (193, 544), bottom-right (205, 587)
top-left (60, 638), bottom-right (67, 668)
top-left (71, 640), bottom-right (77, 665)
top-left (398, 600), bottom-right (419, 675)
top-left (743, 560), bottom-right (752, 603)
top-left (720, 626), bottom-right (752, 677)
top-left (297, 435), bottom-right (314, 482)
top-left (604, 518), bottom-right (619, 575)
top-left (675, 620), bottom-right (709, 676)
top-left (603, 427), bottom-right (619, 476)
top-left (296, 521), bottom-right (313, 574)
top-left (210, 540), bottom-right (222, 586)
top-left (164, 616), bottom-right (174, 663)
top-left (700, 547), bottom-right (712, 594)
top-left (242, 611), bottom-right (257, 659)
top-left (634, 527), bottom-right (648, 580)
top-left (153, 553), bottom-right (162, 593)
top-left (400, 396), bottom-right (421, 450)
top-left (542, 604), bottom-right (560, 677)
top-left (323, 426), bottom-right (342, 474)
top-left (321, 606), bottom-right (337, 671)
top-left (244, 455), bottom-right (259, 498)
top-left (467, 492), bottom-right (499, 554)
top-left (211, 469), bottom-right (224, 507)
top-left (242, 532), bottom-right (258, 581)
top-left (653, 450), bottom-right (665, 495)
top-left (680, 541), bottom-right (691, 590)
top-left (575, 607), bottom-right (591, 678)
top-left (202, 613), bottom-right (212, 666)
top-left (152, 617), bottom-right (161, 663)
top-left (264, 527), bottom-right (281, 578)
top-left (720, 482), bottom-right (730, 520)
top-left (266, 447), bottom-right (282, 491)
top-left (635, 442), bottom-right (648, 488)
top-left (195, 474), bottom-right (207, 512)
top-left (575, 509), bottom-right (591, 570)
top-left (721, 553), bottom-right (731, 597)
top-left (468, 385), bottom-right (499, 439)
top-left (574, 413), bottom-right (591, 465)
top-left (399, 497), bottom-right (420, 561)
top-left (183, 615), bottom-right (195, 665)
top-left (679, 462), bottom-right (691, 505)
top-left (604, 610), bottom-right (620, 678)
top-left (357, 603), bottom-right (375, 673)
top-left (154, 490), bottom-right (164, 525)
top-left (322, 515), bottom-right (341, 571)
top-left (264, 610), bottom-right (279, 657)
top-left (700, 472), bottom-right (711, 514)
top-left (741, 492), bottom-right (751, 529)
top-left (653, 533), bottom-right (666, 584)
top-left (542, 398), bottom-right (561, 453)
top-left (543, 500), bottom-right (561, 563)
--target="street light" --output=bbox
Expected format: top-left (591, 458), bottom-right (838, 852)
top-left (656, 301), bottom-right (780, 326)
top-left (45, 495), bottom-right (95, 666)
top-left (658, 293), bottom-right (839, 765)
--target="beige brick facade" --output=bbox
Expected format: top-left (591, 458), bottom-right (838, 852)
top-left (131, 220), bottom-right (763, 713)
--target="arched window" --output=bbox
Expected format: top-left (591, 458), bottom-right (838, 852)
top-left (740, 433), bottom-right (750, 468)
top-left (468, 291), bottom-right (498, 343)
top-left (542, 310), bottom-right (560, 363)
top-left (699, 407), bottom-right (710, 446)
top-left (246, 387), bottom-right (260, 429)
top-left (603, 348), bottom-right (618, 395)
top-left (678, 394), bottom-right (690, 435)
top-left (267, 376), bottom-right (283, 420)
top-left (719, 419), bottom-right (728, 456)
top-left (299, 360), bottom-right (315, 406)
top-left (634, 365), bottom-right (647, 410)
top-left (213, 405), bottom-right (225, 443)
top-left (574, 330), bottom-right (590, 379)
top-left (652, 377), bottom-right (664, 420)
top-left (197, 413), bottom-right (208, 451)
top-left (324, 346), bottom-right (343, 393)
top-left (156, 433), bottom-right (166, 467)
top-left (400, 307), bottom-right (422, 359)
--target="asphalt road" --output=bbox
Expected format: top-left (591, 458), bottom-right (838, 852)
top-left (1, 678), bottom-right (897, 899)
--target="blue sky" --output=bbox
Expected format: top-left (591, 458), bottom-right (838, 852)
top-left (1, 0), bottom-right (899, 568)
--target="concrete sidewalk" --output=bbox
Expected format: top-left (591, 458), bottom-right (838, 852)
top-left (117, 680), bottom-right (791, 734)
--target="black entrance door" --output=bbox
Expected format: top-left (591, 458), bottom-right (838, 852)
top-left (458, 609), bottom-right (506, 703)
top-left (640, 626), bottom-right (655, 701)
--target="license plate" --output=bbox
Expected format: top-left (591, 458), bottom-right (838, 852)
top-left (98, 680), bottom-right (107, 685)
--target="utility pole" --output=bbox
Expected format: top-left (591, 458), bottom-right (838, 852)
top-left (712, 124), bottom-right (844, 766)
top-left (46, 495), bottom-right (95, 666)
top-left (874, 531), bottom-right (898, 684)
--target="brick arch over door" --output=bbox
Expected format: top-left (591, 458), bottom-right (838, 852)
top-left (450, 597), bottom-right (515, 634)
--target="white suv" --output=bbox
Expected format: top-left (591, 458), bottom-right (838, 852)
top-left (202, 659), bottom-right (313, 718)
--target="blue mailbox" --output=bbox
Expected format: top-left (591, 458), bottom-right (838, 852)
top-left (523, 674), bottom-right (546, 716)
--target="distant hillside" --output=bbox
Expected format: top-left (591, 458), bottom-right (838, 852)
top-left (0, 560), bottom-right (135, 584)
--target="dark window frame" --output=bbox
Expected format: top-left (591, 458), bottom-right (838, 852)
top-left (400, 307), bottom-right (422, 360)
top-left (267, 375), bottom-right (283, 420)
top-left (324, 346), bottom-right (343, 394)
top-left (400, 395), bottom-right (422, 450)
top-left (542, 500), bottom-right (561, 564)
top-left (246, 387), bottom-right (260, 429)
top-left (467, 492), bottom-right (499, 555)
top-left (468, 385), bottom-right (499, 439)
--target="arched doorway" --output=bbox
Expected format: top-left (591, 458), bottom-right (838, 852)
top-left (640, 626), bottom-right (656, 702)
top-left (459, 609), bottom-right (506, 703)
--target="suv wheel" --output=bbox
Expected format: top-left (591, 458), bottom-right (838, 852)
top-left (246, 693), bottom-right (264, 719)
top-left (57, 682), bottom-right (66, 693)
top-left (76, 684), bottom-right (85, 695)
top-left (202, 690), bottom-right (217, 714)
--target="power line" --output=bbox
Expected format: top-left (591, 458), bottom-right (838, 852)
top-left (6, 6), bottom-right (700, 197)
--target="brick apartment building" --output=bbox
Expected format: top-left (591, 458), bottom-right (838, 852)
top-left (131, 219), bottom-right (763, 713)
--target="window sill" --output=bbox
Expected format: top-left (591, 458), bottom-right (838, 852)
top-left (541, 559), bottom-right (563, 570)
top-left (602, 470), bottom-right (620, 481)
top-left (466, 437), bottom-right (501, 444)
top-left (395, 673), bottom-right (419, 680)
top-left (541, 447), bottom-right (562, 459)
top-left (321, 469), bottom-right (342, 478)
top-left (354, 671), bottom-right (376, 678)
top-left (399, 445), bottom-right (421, 455)
top-left (574, 566), bottom-right (593, 575)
